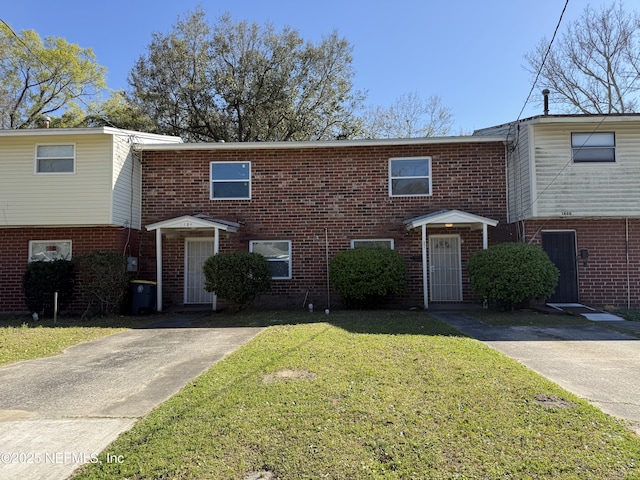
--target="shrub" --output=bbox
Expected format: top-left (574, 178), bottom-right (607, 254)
top-left (74, 251), bottom-right (130, 317)
top-left (203, 252), bottom-right (272, 311)
top-left (22, 259), bottom-right (75, 316)
top-left (468, 242), bottom-right (559, 310)
top-left (329, 247), bottom-right (407, 307)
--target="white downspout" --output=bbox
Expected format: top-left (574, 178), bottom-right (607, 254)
top-left (212, 228), bottom-right (219, 311)
top-left (482, 224), bottom-right (489, 250)
top-left (155, 228), bottom-right (163, 312)
top-left (422, 224), bottom-right (428, 310)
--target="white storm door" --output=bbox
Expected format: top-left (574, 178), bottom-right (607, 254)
top-left (184, 238), bottom-right (215, 304)
top-left (429, 235), bottom-right (462, 302)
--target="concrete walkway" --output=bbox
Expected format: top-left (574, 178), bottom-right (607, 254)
top-left (430, 310), bottom-right (640, 436)
top-left (0, 316), bottom-right (264, 480)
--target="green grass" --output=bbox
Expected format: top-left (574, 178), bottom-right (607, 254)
top-left (71, 310), bottom-right (640, 479)
top-left (616, 308), bottom-right (640, 322)
top-left (0, 314), bottom-right (155, 367)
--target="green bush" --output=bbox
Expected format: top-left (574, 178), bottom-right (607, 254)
top-left (74, 251), bottom-right (130, 317)
top-left (468, 242), bottom-right (559, 310)
top-left (329, 247), bottom-right (407, 307)
top-left (22, 259), bottom-right (75, 316)
top-left (203, 252), bottom-right (272, 311)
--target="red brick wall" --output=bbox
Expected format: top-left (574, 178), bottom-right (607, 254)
top-left (139, 142), bottom-right (510, 309)
top-left (0, 226), bottom-right (140, 312)
top-left (524, 219), bottom-right (640, 308)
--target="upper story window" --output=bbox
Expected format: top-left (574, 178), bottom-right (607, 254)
top-left (210, 161), bottom-right (251, 199)
top-left (351, 239), bottom-right (394, 249)
top-left (571, 132), bottom-right (615, 163)
top-left (250, 240), bottom-right (291, 279)
top-left (29, 240), bottom-right (72, 262)
top-left (35, 144), bottom-right (75, 174)
top-left (389, 157), bottom-right (432, 196)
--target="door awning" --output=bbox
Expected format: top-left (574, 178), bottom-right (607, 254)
top-left (146, 214), bottom-right (240, 232)
top-left (404, 209), bottom-right (498, 231)
top-left (404, 209), bottom-right (498, 310)
top-left (145, 214), bottom-right (240, 313)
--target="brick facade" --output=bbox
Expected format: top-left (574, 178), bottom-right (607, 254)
top-left (523, 219), bottom-right (640, 307)
top-left (138, 141), bottom-right (510, 310)
top-left (0, 226), bottom-right (140, 312)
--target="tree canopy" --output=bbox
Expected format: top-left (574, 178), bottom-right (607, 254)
top-left (129, 9), bottom-right (365, 142)
top-left (0, 23), bottom-right (106, 129)
top-left (526, 1), bottom-right (640, 114)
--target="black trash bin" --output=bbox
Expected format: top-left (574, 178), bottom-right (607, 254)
top-left (130, 280), bottom-right (157, 315)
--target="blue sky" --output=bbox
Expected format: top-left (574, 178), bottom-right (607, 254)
top-left (3, 0), bottom-right (599, 133)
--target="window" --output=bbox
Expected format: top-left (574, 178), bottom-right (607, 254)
top-left (250, 240), bottom-right (291, 279)
top-left (389, 157), bottom-right (431, 196)
top-left (210, 162), bottom-right (251, 199)
top-left (571, 132), bottom-right (615, 162)
top-left (36, 145), bottom-right (75, 173)
top-left (29, 240), bottom-right (72, 262)
top-left (351, 239), bottom-right (394, 249)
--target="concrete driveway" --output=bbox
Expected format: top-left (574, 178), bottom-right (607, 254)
top-left (430, 311), bottom-right (640, 436)
top-left (0, 316), bottom-right (264, 480)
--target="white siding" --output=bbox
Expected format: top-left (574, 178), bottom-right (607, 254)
top-left (532, 123), bottom-right (640, 217)
top-left (0, 134), bottom-right (114, 226)
top-left (506, 124), bottom-right (532, 222)
top-left (111, 135), bottom-right (141, 229)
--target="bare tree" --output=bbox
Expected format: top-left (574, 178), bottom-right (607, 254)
top-left (358, 92), bottom-right (453, 138)
top-left (525, 1), bottom-right (640, 114)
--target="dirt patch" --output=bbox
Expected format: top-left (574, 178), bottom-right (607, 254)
top-left (244, 471), bottom-right (278, 480)
top-left (262, 369), bottom-right (317, 384)
top-left (534, 393), bottom-right (576, 410)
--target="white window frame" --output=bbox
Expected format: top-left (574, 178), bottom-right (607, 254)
top-left (28, 240), bottom-right (72, 262)
top-left (35, 144), bottom-right (75, 174)
top-left (210, 161), bottom-right (251, 200)
top-left (571, 132), bottom-right (615, 163)
top-left (250, 240), bottom-right (292, 280)
top-left (389, 157), bottom-right (432, 197)
top-left (350, 239), bottom-right (395, 249)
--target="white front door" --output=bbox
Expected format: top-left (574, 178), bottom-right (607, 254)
top-left (429, 235), bottom-right (462, 302)
top-left (184, 238), bottom-right (215, 304)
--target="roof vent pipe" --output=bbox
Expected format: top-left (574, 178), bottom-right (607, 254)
top-left (542, 89), bottom-right (550, 116)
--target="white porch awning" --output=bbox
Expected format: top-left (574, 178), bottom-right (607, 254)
top-left (146, 215), bottom-right (240, 312)
top-left (146, 214), bottom-right (240, 233)
top-left (404, 209), bottom-right (498, 309)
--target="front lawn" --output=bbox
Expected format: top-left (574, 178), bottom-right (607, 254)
top-left (0, 314), bottom-right (154, 367)
top-left (72, 310), bottom-right (640, 479)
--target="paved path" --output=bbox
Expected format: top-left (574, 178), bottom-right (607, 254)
top-left (0, 316), bottom-right (264, 480)
top-left (430, 311), bottom-right (640, 435)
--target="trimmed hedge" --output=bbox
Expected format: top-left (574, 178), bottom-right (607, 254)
top-left (468, 242), bottom-right (559, 310)
top-left (329, 247), bottom-right (407, 307)
top-left (203, 252), bottom-right (272, 311)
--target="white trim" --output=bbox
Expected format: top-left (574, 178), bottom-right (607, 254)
top-left (250, 240), bottom-right (292, 280)
top-left (134, 135), bottom-right (508, 151)
top-left (404, 209), bottom-right (498, 230)
top-left (34, 143), bottom-right (75, 175)
top-left (184, 237), bottom-right (216, 305)
top-left (146, 215), bottom-right (239, 232)
top-left (209, 161), bottom-right (252, 200)
top-left (350, 239), bottom-right (395, 249)
top-left (429, 234), bottom-right (463, 302)
top-left (28, 239), bottom-right (72, 262)
top-left (389, 157), bottom-right (432, 197)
